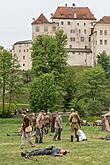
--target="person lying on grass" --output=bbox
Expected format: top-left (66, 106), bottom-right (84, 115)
top-left (98, 134), bottom-right (110, 140)
top-left (21, 146), bottom-right (68, 158)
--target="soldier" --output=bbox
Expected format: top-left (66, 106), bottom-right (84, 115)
top-left (44, 112), bottom-right (51, 134)
top-left (53, 112), bottom-right (62, 141)
top-left (31, 112), bottom-right (36, 132)
top-left (31, 112), bottom-right (36, 137)
top-left (50, 113), bottom-right (56, 133)
top-left (69, 109), bottom-right (81, 142)
top-left (35, 110), bottom-right (45, 143)
top-left (19, 111), bottom-right (35, 149)
top-left (21, 146), bottom-right (68, 158)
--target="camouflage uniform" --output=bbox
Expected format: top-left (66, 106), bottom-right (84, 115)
top-left (69, 112), bottom-right (80, 142)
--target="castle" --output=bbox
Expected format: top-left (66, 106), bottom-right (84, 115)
top-left (12, 4), bottom-right (110, 70)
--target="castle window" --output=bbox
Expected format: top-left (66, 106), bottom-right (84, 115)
top-left (104, 30), bottom-right (107, 35)
top-left (80, 37), bottom-right (84, 42)
top-left (52, 26), bottom-right (56, 31)
top-left (84, 29), bottom-right (86, 34)
top-left (68, 21), bottom-right (71, 25)
top-left (36, 26), bottom-right (39, 32)
top-left (70, 37), bottom-right (75, 42)
top-left (44, 26), bottom-right (48, 32)
top-left (69, 45), bottom-right (72, 48)
top-left (61, 21), bottom-right (64, 25)
top-left (100, 30), bottom-right (103, 35)
top-left (70, 29), bottom-right (75, 33)
top-left (100, 40), bottom-right (103, 45)
top-left (104, 40), bottom-right (107, 45)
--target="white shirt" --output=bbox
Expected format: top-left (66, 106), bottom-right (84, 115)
top-left (78, 129), bottom-right (87, 141)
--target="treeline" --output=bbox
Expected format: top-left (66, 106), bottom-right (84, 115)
top-left (29, 30), bottom-right (110, 116)
top-left (1, 30), bottom-right (110, 117)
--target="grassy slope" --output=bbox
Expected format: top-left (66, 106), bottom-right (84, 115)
top-left (0, 118), bottom-right (110, 165)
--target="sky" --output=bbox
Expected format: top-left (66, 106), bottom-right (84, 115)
top-left (0, 0), bottom-right (110, 49)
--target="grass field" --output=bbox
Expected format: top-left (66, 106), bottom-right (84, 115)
top-left (0, 118), bottom-right (110, 165)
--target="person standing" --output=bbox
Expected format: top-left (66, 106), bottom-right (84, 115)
top-left (69, 109), bottom-right (81, 142)
top-left (50, 113), bottom-right (56, 133)
top-left (53, 112), bottom-right (62, 141)
top-left (31, 112), bottom-right (36, 137)
top-left (31, 112), bottom-right (36, 131)
top-left (19, 111), bottom-right (35, 149)
top-left (35, 111), bottom-right (45, 143)
top-left (44, 112), bottom-right (51, 135)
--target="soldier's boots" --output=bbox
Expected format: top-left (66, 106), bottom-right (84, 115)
top-left (35, 137), bottom-right (38, 143)
top-left (39, 137), bottom-right (43, 143)
top-left (71, 135), bottom-right (73, 142)
top-left (76, 135), bottom-right (79, 142)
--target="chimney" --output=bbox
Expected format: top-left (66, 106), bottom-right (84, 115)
top-left (51, 13), bottom-right (53, 17)
top-left (32, 18), bottom-right (35, 21)
top-left (65, 3), bottom-right (67, 7)
top-left (72, 3), bottom-right (75, 7)
top-left (74, 12), bottom-right (77, 18)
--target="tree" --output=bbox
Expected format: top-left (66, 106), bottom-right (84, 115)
top-left (29, 73), bottom-right (64, 113)
top-left (63, 66), bottom-right (77, 110)
top-left (0, 47), bottom-right (22, 117)
top-left (71, 66), bottom-right (108, 115)
top-left (22, 70), bottom-right (32, 83)
top-left (30, 30), bottom-right (67, 112)
top-left (97, 51), bottom-right (110, 79)
top-left (7, 54), bottom-right (23, 115)
top-left (31, 30), bottom-right (67, 83)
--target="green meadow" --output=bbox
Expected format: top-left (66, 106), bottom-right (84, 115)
top-left (0, 118), bottom-right (110, 165)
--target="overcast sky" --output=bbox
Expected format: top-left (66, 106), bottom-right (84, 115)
top-left (0, 0), bottom-right (110, 49)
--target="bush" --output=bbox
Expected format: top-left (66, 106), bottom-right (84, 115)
top-left (0, 103), bottom-right (30, 117)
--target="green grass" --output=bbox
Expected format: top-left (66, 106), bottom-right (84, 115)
top-left (0, 118), bottom-right (110, 165)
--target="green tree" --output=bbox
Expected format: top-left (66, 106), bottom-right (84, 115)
top-left (71, 66), bottom-right (108, 115)
top-left (31, 30), bottom-right (67, 82)
top-left (97, 51), bottom-right (110, 79)
top-left (63, 66), bottom-right (76, 110)
top-left (0, 47), bottom-right (22, 116)
top-left (29, 73), bottom-right (64, 113)
top-left (22, 70), bottom-right (32, 83)
top-left (7, 54), bottom-right (23, 115)
top-left (30, 30), bottom-right (67, 112)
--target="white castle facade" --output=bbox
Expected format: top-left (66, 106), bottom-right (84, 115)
top-left (12, 4), bottom-right (110, 70)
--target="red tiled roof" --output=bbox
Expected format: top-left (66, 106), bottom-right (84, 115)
top-left (32, 13), bottom-right (50, 25)
top-left (98, 16), bottom-right (110, 23)
top-left (52, 6), bottom-right (96, 20)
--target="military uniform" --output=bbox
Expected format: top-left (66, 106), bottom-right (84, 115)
top-left (20, 113), bottom-right (35, 149)
top-left (31, 113), bottom-right (36, 131)
top-left (53, 113), bottom-right (62, 141)
top-left (44, 114), bottom-right (50, 134)
top-left (36, 112), bottom-right (45, 143)
top-left (69, 112), bottom-right (80, 142)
